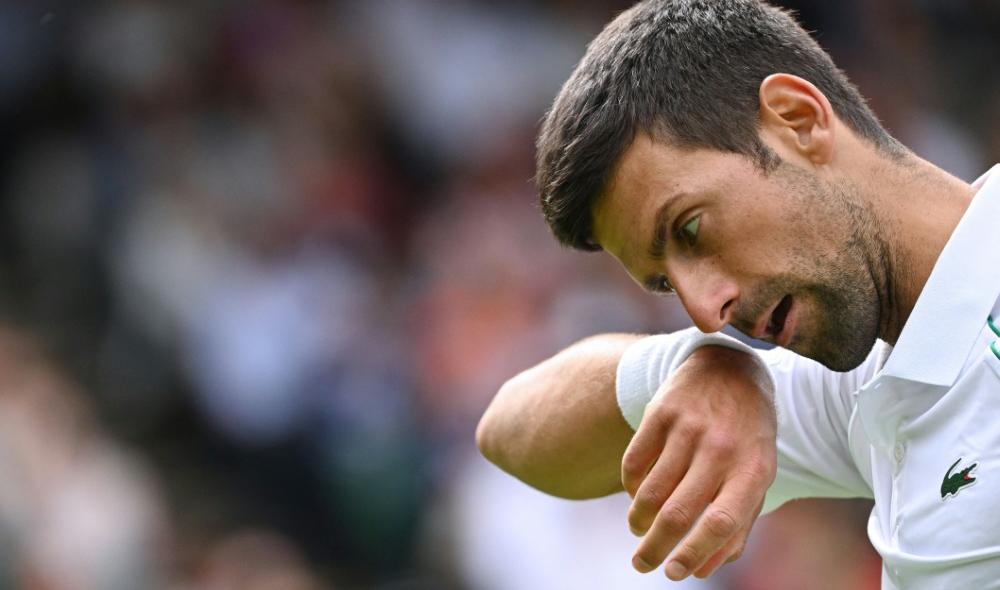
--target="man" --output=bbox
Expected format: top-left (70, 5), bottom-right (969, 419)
top-left (476, 0), bottom-right (1000, 588)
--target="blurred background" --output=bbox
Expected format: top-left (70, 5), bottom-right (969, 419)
top-left (0, 0), bottom-right (997, 588)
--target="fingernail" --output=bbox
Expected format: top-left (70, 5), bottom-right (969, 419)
top-left (633, 556), bottom-right (654, 573)
top-left (629, 524), bottom-right (644, 537)
top-left (665, 561), bottom-right (688, 580)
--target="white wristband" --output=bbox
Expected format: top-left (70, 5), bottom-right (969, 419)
top-left (615, 327), bottom-right (774, 430)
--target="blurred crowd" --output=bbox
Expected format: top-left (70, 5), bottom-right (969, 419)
top-left (0, 0), bottom-right (997, 588)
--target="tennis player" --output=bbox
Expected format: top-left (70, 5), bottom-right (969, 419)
top-left (478, 1), bottom-right (1000, 587)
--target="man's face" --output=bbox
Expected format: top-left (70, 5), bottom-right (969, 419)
top-left (591, 134), bottom-right (881, 371)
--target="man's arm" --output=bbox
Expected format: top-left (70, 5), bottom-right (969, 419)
top-left (477, 330), bottom-right (779, 579)
top-left (478, 328), bottom-right (880, 582)
top-left (476, 333), bottom-right (641, 499)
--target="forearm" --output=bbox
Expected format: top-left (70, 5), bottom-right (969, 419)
top-left (479, 327), bottom-right (782, 581)
top-left (476, 333), bottom-right (642, 499)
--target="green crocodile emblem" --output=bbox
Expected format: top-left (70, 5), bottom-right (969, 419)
top-left (941, 458), bottom-right (977, 499)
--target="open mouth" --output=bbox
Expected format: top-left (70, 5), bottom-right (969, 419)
top-left (767, 295), bottom-right (793, 340)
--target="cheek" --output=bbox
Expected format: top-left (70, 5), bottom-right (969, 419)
top-left (700, 184), bottom-right (817, 280)
top-left (703, 217), bottom-right (781, 279)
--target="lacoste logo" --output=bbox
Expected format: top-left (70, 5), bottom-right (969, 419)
top-left (941, 458), bottom-right (978, 499)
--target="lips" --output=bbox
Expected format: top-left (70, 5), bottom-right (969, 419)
top-left (747, 294), bottom-right (796, 346)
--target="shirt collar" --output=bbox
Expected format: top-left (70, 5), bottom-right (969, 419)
top-left (880, 164), bottom-right (1000, 386)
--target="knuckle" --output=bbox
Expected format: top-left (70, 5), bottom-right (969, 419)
top-left (705, 433), bottom-right (736, 455)
top-left (634, 484), bottom-right (668, 513)
top-left (652, 401), bottom-right (678, 424)
top-left (702, 508), bottom-right (740, 539)
top-left (738, 456), bottom-right (777, 486)
top-left (659, 502), bottom-right (694, 533)
top-left (748, 467), bottom-right (776, 489)
top-left (760, 454), bottom-right (778, 478)
top-left (628, 516), bottom-right (645, 535)
top-left (628, 512), bottom-right (646, 534)
top-left (749, 446), bottom-right (777, 468)
top-left (621, 451), bottom-right (646, 480)
top-left (672, 419), bottom-right (702, 441)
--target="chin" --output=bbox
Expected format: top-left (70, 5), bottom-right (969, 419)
top-left (817, 355), bottom-right (867, 373)
top-left (803, 336), bottom-right (877, 372)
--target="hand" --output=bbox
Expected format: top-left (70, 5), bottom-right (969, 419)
top-left (621, 345), bottom-right (777, 581)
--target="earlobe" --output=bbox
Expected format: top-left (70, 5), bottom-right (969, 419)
top-left (758, 73), bottom-right (834, 165)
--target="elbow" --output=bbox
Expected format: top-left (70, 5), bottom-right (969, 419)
top-left (475, 408), bottom-right (498, 464)
top-left (475, 390), bottom-right (510, 470)
top-left (475, 376), bottom-right (611, 500)
top-left (475, 388), bottom-right (584, 500)
top-left (476, 377), bottom-right (534, 484)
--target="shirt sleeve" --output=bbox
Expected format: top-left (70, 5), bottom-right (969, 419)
top-left (615, 329), bottom-right (880, 514)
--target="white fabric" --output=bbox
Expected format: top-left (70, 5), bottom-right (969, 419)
top-left (616, 165), bottom-right (1000, 588)
top-left (615, 327), bottom-right (773, 430)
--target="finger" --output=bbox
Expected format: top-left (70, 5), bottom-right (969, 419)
top-left (693, 531), bottom-right (745, 579)
top-left (627, 432), bottom-right (693, 536)
top-left (693, 499), bottom-right (759, 578)
top-left (663, 475), bottom-right (766, 581)
top-left (631, 460), bottom-right (720, 573)
top-left (621, 408), bottom-right (671, 498)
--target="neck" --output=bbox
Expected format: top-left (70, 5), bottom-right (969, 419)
top-left (869, 155), bottom-right (978, 345)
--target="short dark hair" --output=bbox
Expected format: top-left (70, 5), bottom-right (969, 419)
top-left (536, 0), bottom-right (904, 251)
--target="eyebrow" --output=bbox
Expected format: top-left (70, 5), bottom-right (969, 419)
top-left (645, 194), bottom-right (679, 261)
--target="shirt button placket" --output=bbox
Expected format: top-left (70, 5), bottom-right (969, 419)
top-left (890, 439), bottom-right (905, 542)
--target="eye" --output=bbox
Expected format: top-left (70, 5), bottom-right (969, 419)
top-left (655, 275), bottom-right (675, 294)
top-left (678, 215), bottom-right (700, 246)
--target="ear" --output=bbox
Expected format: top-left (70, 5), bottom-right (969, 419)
top-left (758, 73), bottom-right (834, 165)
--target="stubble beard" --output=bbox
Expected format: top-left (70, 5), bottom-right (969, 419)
top-left (798, 271), bottom-right (880, 372)
top-left (773, 165), bottom-right (885, 371)
top-left (742, 269), bottom-right (878, 372)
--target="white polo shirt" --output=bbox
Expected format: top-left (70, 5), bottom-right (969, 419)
top-left (617, 165), bottom-right (1000, 588)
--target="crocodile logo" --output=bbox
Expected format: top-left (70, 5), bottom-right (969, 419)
top-left (941, 458), bottom-right (977, 499)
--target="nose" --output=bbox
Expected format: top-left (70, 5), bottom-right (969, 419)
top-left (673, 263), bottom-right (739, 334)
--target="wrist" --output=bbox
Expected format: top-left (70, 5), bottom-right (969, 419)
top-left (616, 329), bottom-right (775, 431)
top-left (682, 345), bottom-right (776, 397)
